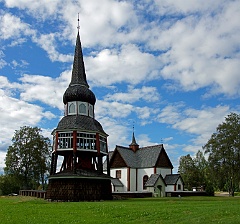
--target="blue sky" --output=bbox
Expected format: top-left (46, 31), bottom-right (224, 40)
top-left (0, 0), bottom-right (239, 173)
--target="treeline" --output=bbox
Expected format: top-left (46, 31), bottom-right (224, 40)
top-left (178, 113), bottom-right (240, 196)
top-left (0, 126), bottom-right (51, 195)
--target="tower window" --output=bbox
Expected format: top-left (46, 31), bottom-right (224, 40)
top-left (100, 135), bottom-right (107, 153)
top-left (68, 102), bottom-right (76, 114)
top-left (79, 103), bottom-right (87, 115)
top-left (89, 104), bottom-right (93, 117)
top-left (58, 132), bottom-right (73, 149)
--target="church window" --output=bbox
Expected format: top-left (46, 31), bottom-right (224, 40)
top-left (89, 104), bottom-right (93, 117)
top-left (79, 102), bottom-right (87, 115)
top-left (116, 170), bottom-right (121, 179)
top-left (178, 184), bottom-right (181, 190)
top-left (143, 175), bottom-right (149, 190)
top-left (68, 102), bottom-right (76, 114)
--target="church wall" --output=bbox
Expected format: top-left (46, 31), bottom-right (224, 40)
top-left (176, 178), bottom-right (184, 191)
top-left (129, 168), bottom-right (136, 191)
top-left (110, 168), bottom-right (128, 191)
top-left (156, 167), bottom-right (172, 178)
top-left (137, 168), bottom-right (154, 191)
top-left (147, 178), bottom-right (166, 197)
top-left (165, 185), bottom-right (175, 192)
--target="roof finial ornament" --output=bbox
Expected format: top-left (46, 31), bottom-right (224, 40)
top-left (77, 13), bottom-right (80, 31)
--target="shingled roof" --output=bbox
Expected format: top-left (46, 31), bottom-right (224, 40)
top-left (164, 174), bottom-right (183, 185)
top-left (145, 174), bottom-right (166, 187)
top-left (56, 115), bottom-right (107, 135)
top-left (110, 144), bottom-right (173, 169)
top-left (111, 178), bottom-right (124, 187)
top-left (63, 31), bottom-right (96, 105)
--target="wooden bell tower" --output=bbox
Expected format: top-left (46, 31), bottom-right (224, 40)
top-left (46, 18), bottom-right (112, 201)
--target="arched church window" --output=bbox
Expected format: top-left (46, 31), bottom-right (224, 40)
top-left (79, 103), bottom-right (87, 115)
top-left (69, 103), bottom-right (76, 114)
top-left (89, 104), bottom-right (93, 117)
top-left (143, 175), bottom-right (149, 190)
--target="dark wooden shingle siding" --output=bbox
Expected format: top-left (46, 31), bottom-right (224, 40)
top-left (110, 151), bottom-right (127, 168)
top-left (155, 149), bottom-right (173, 168)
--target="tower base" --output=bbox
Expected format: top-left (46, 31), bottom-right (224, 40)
top-left (46, 170), bottom-right (112, 201)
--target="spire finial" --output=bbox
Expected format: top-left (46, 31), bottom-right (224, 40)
top-left (77, 13), bottom-right (80, 31)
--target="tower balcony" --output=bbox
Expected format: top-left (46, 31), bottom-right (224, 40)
top-left (53, 131), bottom-right (108, 155)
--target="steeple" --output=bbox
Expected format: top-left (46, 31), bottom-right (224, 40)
top-left (63, 29), bottom-right (96, 105)
top-left (70, 31), bottom-right (89, 87)
top-left (131, 132), bottom-right (137, 145)
top-left (129, 126), bottom-right (139, 152)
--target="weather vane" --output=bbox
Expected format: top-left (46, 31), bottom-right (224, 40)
top-left (77, 13), bottom-right (80, 31)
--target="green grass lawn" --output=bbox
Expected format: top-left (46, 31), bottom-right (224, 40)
top-left (0, 196), bottom-right (239, 224)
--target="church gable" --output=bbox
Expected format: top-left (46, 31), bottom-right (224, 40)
top-left (110, 150), bottom-right (127, 168)
top-left (155, 148), bottom-right (173, 169)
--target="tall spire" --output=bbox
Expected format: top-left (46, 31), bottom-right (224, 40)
top-left (63, 16), bottom-right (96, 105)
top-left (70, 28), bottom-right (89, 88)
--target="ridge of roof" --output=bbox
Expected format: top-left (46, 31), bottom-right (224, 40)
top-left (140, 144), bottom-right (163, 150)
top-left (113, 144), bottom-right (164, 168)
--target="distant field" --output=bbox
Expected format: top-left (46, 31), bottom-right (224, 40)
top-left (0, 196), bottom-right (240, 224)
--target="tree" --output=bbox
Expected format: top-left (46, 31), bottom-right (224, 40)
top-left (0, 174), bottom-right (21, 195)
top-left (4, 126), bottom-right (51, 190)
top-left (178, 154), bottom-right (198, 190)
top-left (203, 113), bottom-right (240, 196)
top-left (178, 150), bottom-right (210, 192)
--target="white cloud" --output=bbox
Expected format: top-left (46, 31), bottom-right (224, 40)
top-left (157, 104), bottom-right (233, 153)
top-left (146, 1), bottom-right (240, 97)
top-left (173, 106), bottom-right (230, 137)
top-left (96, 116), bottom-right (129, 150)
top-left (137, 134), bottom-right (158, 148)
top-left (4, 0), bottom-right (60, 18)
top-left (0, 151), bottom-right (6, 173)
top-left (86, 44), bottom-right (161, 86)
top-left (19, 72), bottom-right (70, 109)
top-left (61, 0), bottom-right (139, 47)
top-left (104, 85), bottom-right (160, 103)
top-left (0, 88), bottom-right (55, 151)
top-left (153, 0), bottom-right (224, 15)
top-left (96, 99), bottom-right (158, 124)
top-left (157, 103), bottom-right (184, 125)
top-left (0, 12), bottom-right (35, 40)
top-left (33, 33), bottom-right (73, 63)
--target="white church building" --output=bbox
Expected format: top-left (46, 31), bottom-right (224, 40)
top-left (104, 133), bottom-right (184, 197)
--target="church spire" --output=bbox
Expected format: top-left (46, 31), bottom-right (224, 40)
top-left (70, 26), bottom-right (89, 88)
top-left (63, 16), bottom-right (96, 105)
top-left (131, 131), bottom-right (137, 145)
top-left (129, 125), bottom-right (139, 152)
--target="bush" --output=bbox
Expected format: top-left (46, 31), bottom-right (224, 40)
top-left (205, 183), bottom-right (215, 196)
